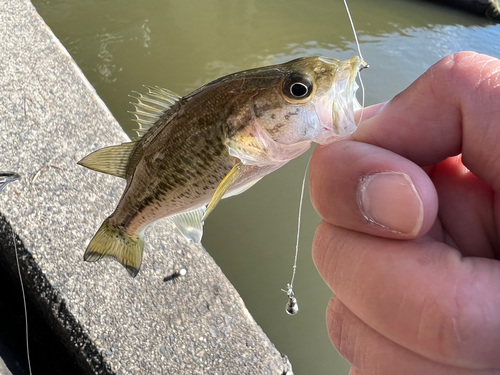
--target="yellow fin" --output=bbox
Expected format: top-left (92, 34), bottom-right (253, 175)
top-left (84, 218), bottom-right (144, 277)
top-left (202, 162), bottom-right (243, 222)
top-left (78, 141), bottom-right (137, 179)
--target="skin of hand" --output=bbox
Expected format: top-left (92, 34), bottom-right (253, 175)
top-left (309, 51), bottom-right (500, 375)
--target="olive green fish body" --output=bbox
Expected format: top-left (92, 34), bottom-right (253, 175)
top-left (79, 56), bottom-right (366, 277)
top-left (111, 108), bottom-right (234, 236)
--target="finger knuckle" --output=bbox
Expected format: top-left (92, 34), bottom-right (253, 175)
top-left (326, 297), bottom-right (363, 365)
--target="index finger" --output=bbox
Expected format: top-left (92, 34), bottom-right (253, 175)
top-left (353, 51), bottom-right (500, 190)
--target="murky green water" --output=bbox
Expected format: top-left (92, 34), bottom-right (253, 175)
top-left (32, 0), bottom-right (500, 373)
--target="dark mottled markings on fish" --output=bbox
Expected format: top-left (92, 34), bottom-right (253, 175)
top-left (284, 108), bottom-right (301, 120)
top-left (253, 102), bottom-right (280, 118)
top-left (267, 123), bottom-right (285, 136)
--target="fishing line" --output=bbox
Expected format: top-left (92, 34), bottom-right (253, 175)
top-left (343, 0), bottom-right (363, 61)
top-left (282, 1), bottom-right (366, 315)
top-left (342, 0), bottom-right (366, 123)
top-left (13, 229), bottom-right (33, 375)
top-left (282, 157), bottom-right (310, 315)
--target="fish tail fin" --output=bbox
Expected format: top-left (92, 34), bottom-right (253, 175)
top-left (84, 218), bottom-right (144, 277)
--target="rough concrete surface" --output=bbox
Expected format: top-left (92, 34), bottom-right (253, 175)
top-left (0, 0), bottom-right (293, 374)
top-left (1, 358), bottom-right (13, 375)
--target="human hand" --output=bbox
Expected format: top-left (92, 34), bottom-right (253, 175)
top-left (309, 51), bottom-right (500, 375)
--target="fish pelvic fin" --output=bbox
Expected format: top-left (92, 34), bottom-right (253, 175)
top-left (84, 218), bottom-right (144, 277)
top-left (78, 141), bottom-right (137, 179)
top-left (202, 162), bottom-right (243, 221)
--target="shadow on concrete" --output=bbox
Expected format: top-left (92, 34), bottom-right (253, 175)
top-left (0, 215), bottom-right (109, 374)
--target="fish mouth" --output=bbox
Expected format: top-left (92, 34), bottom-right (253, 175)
top-left (314, 56), bottom-right (367, 145)
top-left (0, 172), bottom-right (21, 192)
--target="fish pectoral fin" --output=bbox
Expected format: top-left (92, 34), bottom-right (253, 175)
top-left (78, 141), bottom-right (137, 179)
top-left (169, 206), bottom-right (207, 244)
top-left (202, 162), bottom-right (243, 222)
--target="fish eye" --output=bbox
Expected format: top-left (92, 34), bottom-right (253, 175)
top-left (283, 74), bottom-right (313, 101)
top-left (290, 82), bottom-right (308, 97)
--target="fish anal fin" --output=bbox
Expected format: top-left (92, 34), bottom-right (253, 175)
top-left (202, 162), bottom-right (243, 221)
top-left (78, 141), bottom-right (137, 179)
top-left (84, 218), bottom-right (144, 277)
top-left (169, 206), bottom-right (206, 244)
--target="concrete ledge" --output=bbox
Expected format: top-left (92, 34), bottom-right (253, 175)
top-left (0, 0), bottom-right (292, 374)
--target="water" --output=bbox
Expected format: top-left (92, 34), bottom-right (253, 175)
top-left (32, 0), bottom-right (500, 373)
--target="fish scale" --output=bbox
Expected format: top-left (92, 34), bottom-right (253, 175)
top-left (112, 116), bottom-right (235, 235)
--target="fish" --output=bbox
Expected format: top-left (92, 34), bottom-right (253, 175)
top-left (0, 172), bottom-right (20, 192)
top-left (78, 55), bottom-right (366, 277)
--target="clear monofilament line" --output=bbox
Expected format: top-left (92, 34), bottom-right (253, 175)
top-left (283, 0), bottom-right (365, 315)
top-left (343, 0), bottom-right (363, 61)
top-left (289, 157), bottom-right (310, 289)
top-left (282, 157), bottom-right (311, 315)
top-left (13, 230), bottom-right (32, 375)
top-left (342, 0), bottom-right (366, 122)
top-left (357, 71), bottom-right (366, 124)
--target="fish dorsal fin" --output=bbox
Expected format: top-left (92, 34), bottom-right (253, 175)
top-left (169, 206), bottom-right (207, 244)
top-left (78, 141), bottom-right (137, 179)
top-left (202, 162), bottom-right (243, 221)
top-left (129, 86), bottom-right (182, 138)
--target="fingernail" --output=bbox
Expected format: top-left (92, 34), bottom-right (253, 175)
top-left (358, 172), bottom-right (423, 236)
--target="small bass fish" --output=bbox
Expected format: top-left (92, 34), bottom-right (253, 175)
top-left (79, 56), bottom-right (366, 277)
